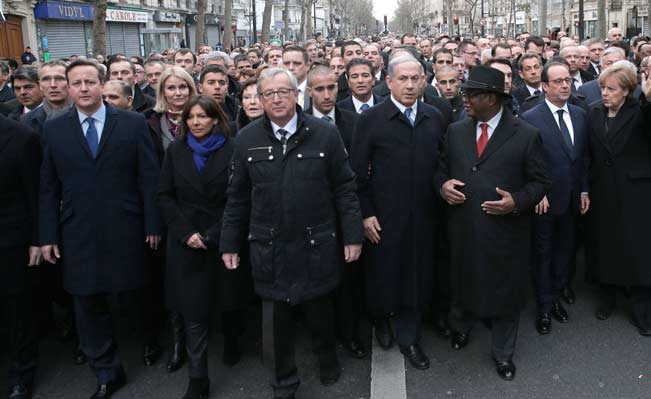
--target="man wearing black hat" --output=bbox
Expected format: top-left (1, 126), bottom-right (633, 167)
top-left (436, 65), bottom-right (550, 381)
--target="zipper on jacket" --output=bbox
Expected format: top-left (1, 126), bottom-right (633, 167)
top-left (248, 146), bottom-right (273, 153)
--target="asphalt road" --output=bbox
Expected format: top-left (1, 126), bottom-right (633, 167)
top-left (3, 260), bottom-right (651, 399)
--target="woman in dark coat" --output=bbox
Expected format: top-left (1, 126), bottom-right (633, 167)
top-left (587, 60), bottom-right (651, 334)
top-left (158, 95), bottom-right (250, 398)
top-left (145, 66), bottom-right (199, 371)
top-left (235, 78), bottom-right (264, 131)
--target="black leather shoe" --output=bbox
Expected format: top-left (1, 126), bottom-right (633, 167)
top-left (343, 338), bottom-right (367, 359)
top-left (74, 345), bottom-right (87, 365)
top-left (596, 300), bottom-right (616, 320)
top-left (551, 302), bottom-right (569, 323)
top-left (433, 314), bottom-right (452, 338)
top-left (374, 319), bottom-right (394, 349)
top-left (222, 337), bottom-right (241, 367)
top-left (630, 316), bottom-right (651, 337)
top-left (9, 384), bottom-right (32, 399)
top-left (319, 363), bottom-right (341, 386)
top-left (536, 313), bottom-right (551, 335)
top-left (451, 331), bottom-right (469, 350)
top-left (399, 344), bottom-right (430, 370)
top-left (89, 370), bottom-right (126, 399)
top-left (167, 340), bottom-right (185, 373)
top-left (143, 340), bottom-right (161, 366)
top-left (494, 360), bottom-right (516, 380)
top-left (561, 286), bottom-right (575, 304)
top-left (183, 378), bottom-right (210, 399)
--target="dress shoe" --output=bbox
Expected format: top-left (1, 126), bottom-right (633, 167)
top-left (343, 338), bottom-right (367, 359)
top-left (167, 340), bottom-right (186, 373)
top-left (536, 313), bottom-right (551, 335)
top-left (89, 370), bottom-right (126, 399)
top-left (74, 346), bottom-right (87, 365)
top-left (399, 344), bottom-right (430, 370)
top-left (551, 302), bottom-right (569, 323)
top-left (319, 363), bottom-right (341, 386)
top-left (143, 340), bottom-right (161, 366)
top-left (9, 384), bottom-right (32, 399)
top-left (451, 331), bottom-right (469, 350)
top-left (433, 314), bottom-right (452, 338)
top-left (374, 319), bottom-right (394, 349)
top-left (183, 378), bottom-right (209, 399)
top-left (561, 286), bottom-right (575, 304)
top-left (222, 337), bottom-right (241, 367)
top-left (494, 359), bottom-right (516, 380)
top-left (630, 316), bottom-right (651, 337)
top-left (595, 300), bottom-right (616, 320)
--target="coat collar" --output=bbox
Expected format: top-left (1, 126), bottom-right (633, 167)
top-left (382, 98), bottom-right (432, 127)
top-left (177, 135), bottom-right (231, 194)
top-left (463, 110), bottom-right (518, 164)
top-left (591, 98), bottom-right (639, 154)
top-left (67, 103), bottom-right (117, 160)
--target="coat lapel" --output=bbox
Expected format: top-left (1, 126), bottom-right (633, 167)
top-left (591, 104), bottom-right (613, 154)
top-left (461, 117), bottom-right (480, 163)
top-left (477, 111), bottom-right (517, 164)
top-left (69, 108), bottom-right (94, 159)
top-left (413, 101), bottom-right (429, 127)
top-left (607, 100), bottom-right (638, 153)
top-left (539, 105), bottom-right (573, 161)
top-left (96, 105), bottom-right (117, 158)
top-left (200, 139), bottom-right (231, 186)
top-left (178, 141), bottom-right (204, 194)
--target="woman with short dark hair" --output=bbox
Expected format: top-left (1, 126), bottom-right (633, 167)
top-left (158, 95), bottom-right (250, 398)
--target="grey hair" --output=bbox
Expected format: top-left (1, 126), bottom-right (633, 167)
top-left (612, 60), bottom-right (638, 73)
top-left (257, 67), bottom-right (298, 94)
top-left (388, 55), bottom-right (423, 78)
top-left (103, 79), bottom-right (133, 98)
top-left (206, 51), bottom-right (230, 66)
top-left (600, 47), bottom-right (626, 65)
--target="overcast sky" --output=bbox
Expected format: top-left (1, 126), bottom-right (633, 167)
top-left (372, 0), bottom-right (398, 23)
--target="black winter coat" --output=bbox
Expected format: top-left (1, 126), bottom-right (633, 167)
top-left (220, 109), bottom-right (364, 304)
top-left (158, 136), bottom-right (251, 320)
top-left (586, 97), bottom-right (651, 286)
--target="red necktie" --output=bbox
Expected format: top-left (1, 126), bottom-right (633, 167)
top-left (477, 122), bottom-right (489, 157)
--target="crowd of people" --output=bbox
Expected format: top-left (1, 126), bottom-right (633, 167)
top-left (1, 27), bottom-right (651, 399)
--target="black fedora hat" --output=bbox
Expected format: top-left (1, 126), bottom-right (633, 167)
top-left (460, 65), bottom-right (510, 97)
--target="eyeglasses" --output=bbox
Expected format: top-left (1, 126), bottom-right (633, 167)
top-left (260, 88), bottom-right (294, 99)
top-left (549, 78), bottom-right (572, 85)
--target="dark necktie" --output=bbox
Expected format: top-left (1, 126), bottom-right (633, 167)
top-left (321, 115), bottom-right (333, 124)
top-left (571, 78), bottom-right (578, 92)
top-left (278, 128), bottom-right (288, 154)
top-left (533, 89), bottom-right (541, 96)
top-left (85, 116), bottom-right (99, 158)
top-left (557, 109), bottom-right (575, 159)
top-left (404, 108), bottom-right (414, 126)
top-left (359, 103), bottom-right (370, 113)
top-left (477, 122), bottom-right (488, 157)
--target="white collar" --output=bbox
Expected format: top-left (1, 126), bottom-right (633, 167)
top-left (352, 95), bottom-right (374, 111)
top-left (297, 80), bottom-right (307, 92)
top-left (390, 95), bottom-right (417, 118)
top-left (312, 107), bottom-right (335, 121)
top-left (544, 98), bottom-right (569, 115)
top-left (270, 112), bottom-right (298, 135)
top-left (477, 106), bottom-right (503, 130)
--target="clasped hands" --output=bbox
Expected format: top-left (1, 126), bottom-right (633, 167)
top-left (441, 179), bottom-right (515, 215)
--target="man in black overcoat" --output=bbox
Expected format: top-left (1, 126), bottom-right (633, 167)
top-left (0, 114), bottom-right (42, 399)
top-left (351, 55), bottom-right (445, 370)
top-left (39, 60), bottom-right (161, 399)
top-left (220, 68), bottom-right (363, 399)
top-left (305, 65), bottom-right (367, 359)
top-left (436, 66), bottom-right (550, 381)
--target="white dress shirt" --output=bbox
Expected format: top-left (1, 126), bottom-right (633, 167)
top-left (352, 95), bottom-right (375, 114)
top-left (312, 107), bottom-right (336, 122)
top-left (571, 71), bottom-right (583, 89)
top-left (390, 95), bottom-right (417, 123)
top-left (77, 104), bottom-right (106, 142)
top-left (526, 84), bottom-right (542, 96)
top-left (476, 106), bottom-right (503, 141)
top-left (544, 99), bottom-right (574, 144)
top-left (271, 113), bottom-right (298, 141)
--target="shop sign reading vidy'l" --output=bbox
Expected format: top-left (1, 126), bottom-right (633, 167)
top-left (34, 0), bottom-right (147, 23)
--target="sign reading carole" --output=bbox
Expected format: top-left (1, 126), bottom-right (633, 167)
top-left (106, 8), bottom-right (148, 23)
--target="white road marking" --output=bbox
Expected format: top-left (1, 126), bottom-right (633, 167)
top-left (370, 327), bottom-right (407, 399)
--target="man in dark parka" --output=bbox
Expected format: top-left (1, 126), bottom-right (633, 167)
top-left (351, 55), bottom-right (445, 370)
top-left (437, 66), bottom-right (550, 381)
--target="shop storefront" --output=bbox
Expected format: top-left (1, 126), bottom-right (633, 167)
top-left (34, 0), bottom-right (146, 59)
top-left (144, 11), bottom-right (184, 55)
top-left (186, 13), bottom-right (223, 50)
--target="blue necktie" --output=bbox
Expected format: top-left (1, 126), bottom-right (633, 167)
top-left (85, 116), bottom-right (99, 158)
top-left (359, 103), bottom-right (370, 113)
top-left (404, 108), bottom-right (414, 126)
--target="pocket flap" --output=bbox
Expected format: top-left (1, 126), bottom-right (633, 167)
top-left (247, 148), bottom-right (275, 163)
top-left (296, 150), bottom-right (327, 160)
top-left (306, 222), bottom-right (336, 245)
top-left (627, 169), bottom-right (651, 179)
top-left (248, 224), bottom-right (275, 242)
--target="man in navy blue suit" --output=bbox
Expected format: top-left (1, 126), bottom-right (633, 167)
top-left (521, 61), bottom-right (590, 335)
top-left (39, 59), bottom-right (161, 399)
